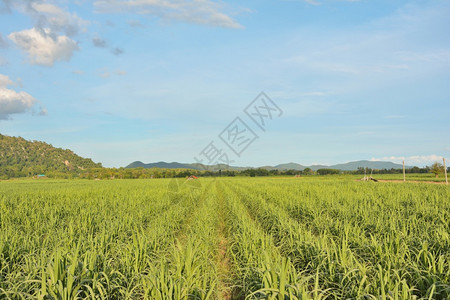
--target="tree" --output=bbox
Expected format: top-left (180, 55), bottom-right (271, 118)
top-left (317, 168), bottom-right (340, 175)
top-left (303, 168), bottom-right (312, 175)
top-left (430, 162), bottom-right (444, 178)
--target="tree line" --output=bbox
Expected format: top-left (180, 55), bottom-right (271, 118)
top-left (5, 165), bottom-right (441, 180)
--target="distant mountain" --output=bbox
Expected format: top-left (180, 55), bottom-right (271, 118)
top-left (0, 134), bottom-right (102, 178)
top-left (126, 159), bottom-right (410, 171)
top-left (190, 163), bottom-right (248, 171)
top-left (273, 162), bottom-right (305, 171)
top-left (126, 161), bottom-right (248, 171)
top-left (126, 161), bottom-right (197, 169)
top-left (328, 160), bottom-right (408, 171)
top-left (309, 165), bottom-right (329, 171)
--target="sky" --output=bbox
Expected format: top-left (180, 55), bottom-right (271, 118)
top-left (0, 0), bottom-right (449, 168)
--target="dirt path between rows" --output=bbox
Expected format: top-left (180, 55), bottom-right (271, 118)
top-left (215, 181), bottom-right (232, 300)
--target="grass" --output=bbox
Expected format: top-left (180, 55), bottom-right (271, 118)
top-left (373, 173), bottom-right (448, 182)
top-left (0, 177), bottom-right (448, 299)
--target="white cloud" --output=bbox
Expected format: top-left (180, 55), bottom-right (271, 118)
top-left (0, 74), bottom-right (13, 87)
top-left (92, 36), bottom-right (107, 48)
top-left (4, 1), bottom-right (88, 65)
top-left (94, 0), bottom-right (243, 29)
top-left (34, 105), bottom-right (47, 116)
top-left (13, 1), bottom-right (89, 36)
top-left (32, 2), bottom-right (88, 34)
top-left (92, 36), bottom-right (125, 56)
top-left (0, 74), bottom-right (42, 120)
top-left (370, 155), bottom-right (444, 166)
top-left (9, 27), bottom-right (78, 66)
top-left (0, 33), bottom-right (7, 48)
top-left (111, 47), bottom-right (124, 55)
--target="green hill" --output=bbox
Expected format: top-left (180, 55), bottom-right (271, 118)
top-left (0, 134), bottom-right (102, 179)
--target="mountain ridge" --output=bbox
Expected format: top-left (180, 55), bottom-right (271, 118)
top-left (125, 159), bottom-right (412, 171)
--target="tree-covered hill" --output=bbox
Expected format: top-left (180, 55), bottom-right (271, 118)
top-left (0, 134), bottom-right (102, 179)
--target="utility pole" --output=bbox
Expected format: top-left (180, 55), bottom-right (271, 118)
top-left (444, 157), bottom-right (448, 185)
top-left (403, 160), bottom-right (406, 182)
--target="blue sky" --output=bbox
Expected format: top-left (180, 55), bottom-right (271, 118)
top-left (0, 0), bottom-right (449, 168)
